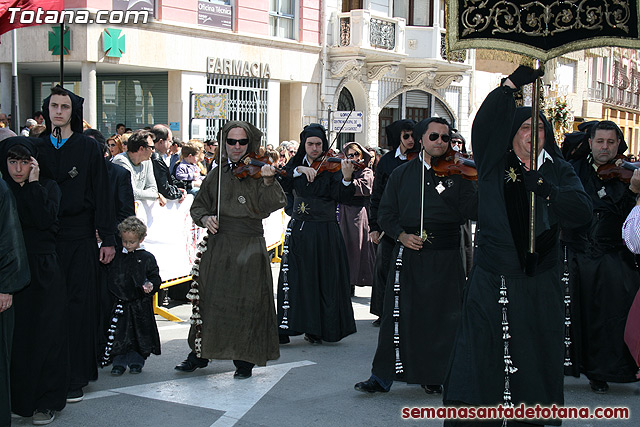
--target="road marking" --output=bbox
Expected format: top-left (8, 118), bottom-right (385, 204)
top-left (87, 360), bottom-right (315, 426)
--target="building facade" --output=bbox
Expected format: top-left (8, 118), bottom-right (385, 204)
top-left (0, 0), bottom-right (471, 148)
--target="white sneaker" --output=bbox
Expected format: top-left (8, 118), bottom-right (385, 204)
top-left (32, 409), bottom-right (56, 425)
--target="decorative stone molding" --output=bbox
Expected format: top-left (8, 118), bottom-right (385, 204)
top-left (330, 59), bottom-right (365, 79)
top-left (433, 73), bottom-right (463, 89)
top-left (367, 63), bottom-right (398, 81)
top-left (405, 68), bottom-right (437, 86)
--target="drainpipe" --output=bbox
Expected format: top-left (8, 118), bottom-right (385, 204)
top-left (320, 3), bottom-right (328, 126)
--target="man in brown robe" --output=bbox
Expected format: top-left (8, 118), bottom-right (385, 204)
top-left (175, 121), bottom-right (286, 378)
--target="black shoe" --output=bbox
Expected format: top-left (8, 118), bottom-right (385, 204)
top-left (279, 335), bottom-right (290, 344)
top-left (66, 388), bottom-right (84, 403)
top-left (129, 365), bottom-right (142, 374)
top-left (590, 380), bottom-right (609, 394)
top-left (175, 356), bottom-right (208, 372)
top-left (304, 333), bottom-right (322, 344)
top-left (372, 318), bottom-right (381, 327)
top-left (354, 378), bottom-right (389, 393)
top-left (421, 384), bottom-right (443, 394)
top-left (234, 369), bottom-right (252, 379)
top-left (111, 366), bottom-right (126, 376)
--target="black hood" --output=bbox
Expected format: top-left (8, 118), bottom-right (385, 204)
top-left (42, 85), bottom-right (85, 137)
top-left (385, 119), bottom-right (416, 150)
top-left (219, 121), bottom-right (263, 162)
top-left (288, 123), bottom-right (328, 167)
top-left (509, 107), bottom-right (562, 159)
top-left (0, 136), bottom-right (52, 183)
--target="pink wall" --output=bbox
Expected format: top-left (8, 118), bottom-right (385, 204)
top-left (300, 0), bottom-right (320, 44)
top-left (63, 0), bottom-right (321, 43)
top-left (236, 0), bottom-right (269, 35)
top-left (65, 0), bottom-right (112, 8)
top-left (158, 0), bottom-right (197, 23)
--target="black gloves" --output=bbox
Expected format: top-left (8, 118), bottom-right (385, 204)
top-left (523, 170), bottom-right (554, 199)
top-left (506, 65), bottom-right (545, 89)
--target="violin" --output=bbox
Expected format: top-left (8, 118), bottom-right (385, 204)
top-left (310, 149), bottom-right (366, 173)
top-left (430, 146), bottom-right (477, 181)
top-left (232, 152), bottom-right (287, 179)
top-left (596, 155), bottom-right (640, 183)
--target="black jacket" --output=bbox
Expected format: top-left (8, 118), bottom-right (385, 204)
top-left (151, 152), bottom-right (183, 200)
top-left (106, 160), bottom-right (135, 224)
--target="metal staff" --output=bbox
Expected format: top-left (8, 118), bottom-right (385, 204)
top-left (526, 60), bottom-right (544, 275)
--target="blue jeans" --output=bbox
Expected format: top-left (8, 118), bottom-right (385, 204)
top-left (112, 351), bottom-right (145, 368)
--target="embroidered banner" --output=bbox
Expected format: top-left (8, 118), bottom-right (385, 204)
top-left (448, 0), bottom-right (640, 60)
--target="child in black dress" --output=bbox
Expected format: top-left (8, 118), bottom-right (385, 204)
top-left (101, 216), bottom-right (161, 375)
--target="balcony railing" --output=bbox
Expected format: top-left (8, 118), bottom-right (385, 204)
top-left (335, 10), bottom-right (404, 55)
top-left (440, 32), bottom-right (465, 63)
top-left (587, 81), bottom-right (640, 109)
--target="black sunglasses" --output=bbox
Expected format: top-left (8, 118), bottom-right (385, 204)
top-left (428, 133), bottom-right (451, 143)
top-left (402, 133), bottom-right (412, 140)
top-left (346, 153), bottom-right (359, 159)
top-left (227, 138), bottom-right (250, 146)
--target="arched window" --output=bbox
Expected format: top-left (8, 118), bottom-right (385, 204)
top-left (337, 87), bottom-right (356, 149)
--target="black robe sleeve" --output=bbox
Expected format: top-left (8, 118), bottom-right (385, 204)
top-left (378, 167), bottom-right (404, 241)
top-left (472, 86), bottom-right (517, 178)
top-left (0, 181), bottom-right (30, 294)
top-left (144, 251), bottom-right (162, 294)
top-left (89, 139), bottom-right (116, 247)
top-left (13, 180), bottom-right (61, 232)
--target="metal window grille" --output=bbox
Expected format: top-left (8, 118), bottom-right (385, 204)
top-left (206, 74), bottom-right (269, 143)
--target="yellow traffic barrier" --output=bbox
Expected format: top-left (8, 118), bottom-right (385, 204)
top-left (153, 275), bottom-right (192, 322)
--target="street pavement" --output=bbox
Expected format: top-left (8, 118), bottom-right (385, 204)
top-left (12, 264), bottom-right (640, 426)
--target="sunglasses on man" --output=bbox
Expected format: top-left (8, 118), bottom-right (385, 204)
top-left (227, 138), bottom-right (250, 146)
top-left (428, 132), bottom-right (451, 143)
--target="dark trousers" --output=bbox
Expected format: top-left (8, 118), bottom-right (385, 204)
top-left (233, 360), bottom-right (254, 373)
top-left (113, 351), bottom-right (145, 368)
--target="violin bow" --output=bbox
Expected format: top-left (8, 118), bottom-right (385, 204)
top-left (216, 131), bottom-right (223, 230)
top-left (314, 110), bottom-right (353, 171)
top-left (419, 137), bottom-right (426, 241)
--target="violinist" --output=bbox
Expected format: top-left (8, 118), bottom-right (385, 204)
top-left (562, 120), bottom-right (640, 393)
top-left (337, 142), bottom-right (376, 295)
top-left (175, 121), bottom-right (286, 379)
top-left (276, 123), bottom-right (357, 345)
top-left (369, 119), bottom-right (417, 325)
top-left (355, 117), bottom-right (477, 395)
top-left (450, 131), bottom-right (474, 276)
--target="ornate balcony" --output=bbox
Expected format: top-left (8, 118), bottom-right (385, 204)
top-left (586, 81), bottom-right (640, 110)
top-left (330, 10), bottom-right (405, 62)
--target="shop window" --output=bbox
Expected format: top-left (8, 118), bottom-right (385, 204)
top-left (393, 0), bottom-right (433, 27)
top-left (270, 0), bottom-right (296, 39)
top-left (33, 79), bottom-right (81, 110)
top-left (103, 81), bottom-right (117, 105)
top-left (96, 74), bottom-right (167, 137)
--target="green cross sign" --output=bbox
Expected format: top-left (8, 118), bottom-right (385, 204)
top-left (104, 28), bottom-right (125, 58)
top-left (48, 26), bottom-right (71, 55)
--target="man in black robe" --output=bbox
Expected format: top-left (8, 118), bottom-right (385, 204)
top-left (0, 177), bottom-right (30, 427)
top-left (355, 117), bottom-right (477, 394)
top-left (369, 119), bottom-right (416, 324)
top-left (443, 67), bottom-right (592, 426)
top-left (36, 85), bottom-right (116, 403)
top-left (563, 120), bottom-right (640, 393)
